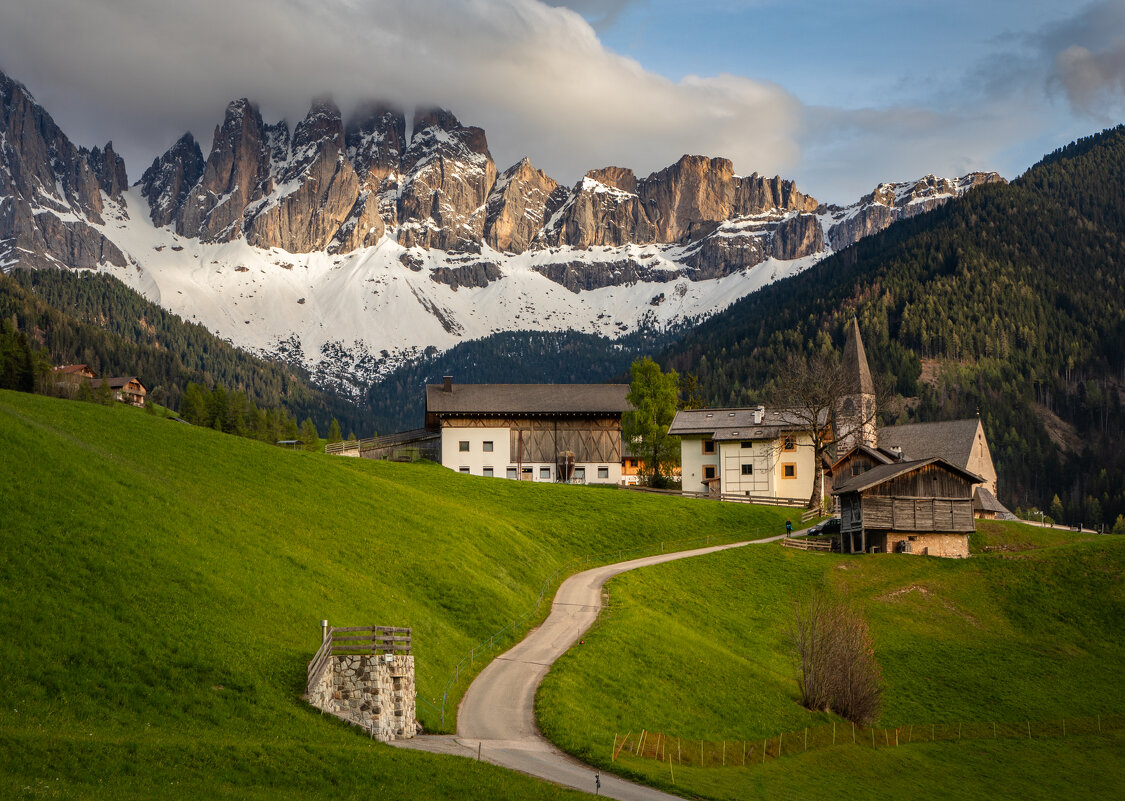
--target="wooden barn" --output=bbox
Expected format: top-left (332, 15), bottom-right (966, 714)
top-left (831, 457), bottom-right (982, 558)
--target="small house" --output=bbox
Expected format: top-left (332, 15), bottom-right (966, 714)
top-left (831, 457), bottom-right (982, 558)
top-left (89, 376), bottom-right (148, 406)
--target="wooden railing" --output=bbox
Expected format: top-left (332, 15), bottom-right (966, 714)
top-left (782, 537), bottom-right (834, 552)
top-left (623, 486), bottom-right (809, 508)
top-left (306, 624), bottom-right (413, 694)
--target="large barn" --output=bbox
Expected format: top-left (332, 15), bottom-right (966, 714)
top-left (424, 378), bottom-right (630, 484)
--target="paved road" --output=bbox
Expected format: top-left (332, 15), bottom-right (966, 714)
top-left (393, 532), bottom-right (784, 799)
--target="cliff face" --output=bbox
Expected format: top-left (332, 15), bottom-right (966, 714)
top-left (0, 70), bottom-right (126, 269)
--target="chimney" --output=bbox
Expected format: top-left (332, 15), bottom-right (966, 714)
top-left (753, 405), bottom-right (765, 425)
top-left (893, 446), bottom-right (903, 461)
top-left (442, 375), bottom-right (453, 393)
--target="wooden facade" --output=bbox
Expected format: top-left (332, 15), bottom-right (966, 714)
top-left (440, 416), bottom-right (622, 464)
top-left (833, 458), bottom-right (980, 558)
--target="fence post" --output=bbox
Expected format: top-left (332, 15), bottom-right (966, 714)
top-left (321, 619), bottom-right (329, 642)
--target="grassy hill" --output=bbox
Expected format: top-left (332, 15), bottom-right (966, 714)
top-left (536, 523), bottom-right (1125, 800)
top-left (0, 389), bottom-right (788, 799)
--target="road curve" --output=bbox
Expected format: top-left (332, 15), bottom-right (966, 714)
top-left (393, 532), bottom-right (784, 799)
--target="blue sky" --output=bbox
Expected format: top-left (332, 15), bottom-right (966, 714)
top-left (2, 1), bottom-right (1123, 203)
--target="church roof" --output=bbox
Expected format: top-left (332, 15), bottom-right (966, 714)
top-left (877, 418), bottom-right (983, 471)
top-left (841, 316), bottom-right (875, 396)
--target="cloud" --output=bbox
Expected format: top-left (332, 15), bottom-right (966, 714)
top-left (0, 0), bottom-right (800, 189)
top-left (544, 0), bottom-right (639, 29)
top-left (1040, 1), bottom-right (1125, 118)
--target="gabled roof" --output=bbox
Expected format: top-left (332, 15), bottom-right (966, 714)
top-left (425, 383), bottom-right (630, 416)
top-left (52, 364), bottom-right (94, 375)
top-left (668, 406), bottom-right (828, 440)
top-left (831, 457), bottom-right (984, 495)
top-left (842, 317), bottom-right (875, 396)
top-left (877, 418), bottom-right (983, 470)
top-left (973, 486), bottom-right (1009, 514)
top-left (89, 376), bottom-right (147, 391)
top-left (829, 443), bottom-right (896, 472)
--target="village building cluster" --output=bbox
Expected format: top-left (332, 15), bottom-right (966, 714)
top-left (51, 364), bottom-right (148, 406)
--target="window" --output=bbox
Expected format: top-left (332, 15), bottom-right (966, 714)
top-left (522, 467), bottom-right (533, 479)
top-left (506, 467), bottom-right (518, 479)
top-left (483, 467), bottom-right (494, 477)
top-left (703, 465), bottom-right (716, 480)
top-left (741, 441), bottom-right (753, 448)
top-left (597, 466), bottom-right (609, 479)
top-left (782, 463), bottom-right (796, 479)
top-left (459, 466), bottom-right (470, 474)
top-left (783, 436), bottom-right (796, 452)
top-left (702, 440), bottom-right (716, 454)
top-left (483, 440), bottom-right (494, 452)
top-left (574, 467), bottom-right (586, 481)
top-left (458, 440), bottom-right (470, 452)
top-left (741, 464), bottom-right (753, 476)
top-left (540, 467), bottom-right (551, 480)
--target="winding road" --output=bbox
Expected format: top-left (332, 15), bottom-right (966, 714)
top-left (392, 532), bottom-right (785, 799)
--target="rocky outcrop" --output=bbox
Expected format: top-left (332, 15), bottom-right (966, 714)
top-left (0, 69), bottom-right (126, 269)
top-left (540, 171), bottom-right (655, 248)
top-left (484, 157), bottom-right (558, 253)
top-left (398, 108), bottom-right (497, 252)
top-left (178, 99), bottom-right (272, 242)
top-left (140, 133), bottom-right (205, 227)
top-left (827, 172), bottom-right (1004, 250)
top-left (770, 213), bottom-right (823, 260)
top-left (243, 99), bottom-right (376, 252)
top-left (634, 155), bottom-right (737, 242)
top-left (428, 260), bottom-right (503, 290)
top-left (346, 103), bottom-right (407, 229)
top-left (532, 259), bottom-right (668, 293)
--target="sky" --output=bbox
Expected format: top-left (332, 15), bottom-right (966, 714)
top-left (1, 0), bottom-right (1123, 204)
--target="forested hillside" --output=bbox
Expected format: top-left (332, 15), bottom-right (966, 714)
top-left (0, 269), bottom-right (366, 433)
top-left (664, 126), bottom-right (1125, 526)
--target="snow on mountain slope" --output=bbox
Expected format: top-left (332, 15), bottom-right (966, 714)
top-left (94, 188), bottom-right (821, 395)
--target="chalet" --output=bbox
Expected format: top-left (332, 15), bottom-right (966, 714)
top-left (668, 406), bottom-right (826, 500)
top-left (424, 377), bottom-right (629, 484)
top-left (877, 418), bottom-right (1006, 518)
top-left (89, 376), bottom-right (148, 407)
top-left (51, 364), bottom-right (97, 382)
top-left (832, 457), bottom-right (982, 558)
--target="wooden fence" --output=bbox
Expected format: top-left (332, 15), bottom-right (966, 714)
top-left (306, 624), bottom-right (413, 695)
top-left (624, 485), bottom-right (809, 509)
top-left (613, 713), bottom-right (1125, 769)
top-left (782, 537), bottom-right (834, 552)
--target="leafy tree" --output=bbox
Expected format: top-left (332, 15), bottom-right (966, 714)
top-left (1112, 514), bottom-right (1125, 535)
top-left (94, 377), bottom-right (114, 405)
top-left (679, 373), bottom-right (704, 410)
top-left (178, 382), bottom-right (207, 425)
top-left (327, 417), bottom-right (343, 443)
top-left (623, 356), bottom-right (680, 487)
top-left (1050, 494), bottom-right (1065, 524)
top-left (300, 418), bottom-right (320, 451)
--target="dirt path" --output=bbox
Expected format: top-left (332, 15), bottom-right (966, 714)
top-left (392, 531), bottom-right (785, 799)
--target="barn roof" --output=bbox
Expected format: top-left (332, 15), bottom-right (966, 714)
top-left (831, 457), bottom-right (983, 495)
top-left (425, 383), bottom-right (630, 416)
top-left (877, 418), bottom-right (982, 469)
top-left (829, 443), bottom-right (896, 472)
top-left (668, 406), bottom-right (828, 440)
top-left (973, 486), bottom-right (1008, 514)
top-left (89, 376), bottom-right (147, 391)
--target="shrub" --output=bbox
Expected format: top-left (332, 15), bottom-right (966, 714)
top-left (789, 590), bottom-right (883, 725)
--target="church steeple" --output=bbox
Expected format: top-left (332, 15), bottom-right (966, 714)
top-left (835, 316), bottom-right (877, 453)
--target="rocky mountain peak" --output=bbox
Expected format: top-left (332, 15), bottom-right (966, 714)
top-left (140, 133), bottom-right (205, 228)
top-left (346, 102), bottom-right (407, 183)
top-left (585, 166), bottom-right (637, 194)
top-left (86, 141), bottom-right (129, 201)
top-left (484, 156), bottom-right (559, 253)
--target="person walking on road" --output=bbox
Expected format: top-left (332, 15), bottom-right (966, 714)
top-left (785, 518), bottom-right (793, 537)
top-left (595, 771), bottom-right (601, 795)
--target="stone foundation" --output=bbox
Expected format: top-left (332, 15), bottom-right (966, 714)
top-left (307, 653), bottom-right (417, 741)
top-left (883, 532), bottom-right (969, 558)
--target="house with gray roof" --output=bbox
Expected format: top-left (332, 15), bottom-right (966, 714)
top-left (424, 377), bottom-right (630, 484)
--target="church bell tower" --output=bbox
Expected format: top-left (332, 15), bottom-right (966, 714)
top-left (835, 316), bottom-right (877, 455)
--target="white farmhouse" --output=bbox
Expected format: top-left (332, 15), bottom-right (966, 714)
top-left (424, 378), bottom-right (630, 484)
top-left (668, 406), bottom-right (825, 502)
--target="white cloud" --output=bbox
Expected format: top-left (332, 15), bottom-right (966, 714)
top-left (0, 0), bottom-right (800, 189)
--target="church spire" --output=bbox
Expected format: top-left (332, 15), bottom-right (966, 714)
top-left (842, 315), bottom-right (875, 396)
top-left (835, 316), bottom-right (877, 453)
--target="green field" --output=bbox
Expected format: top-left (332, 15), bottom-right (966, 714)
top-left (0, 390), bottom-right (789, 800)
top-left (536, 520), bottom-right (1125, 799)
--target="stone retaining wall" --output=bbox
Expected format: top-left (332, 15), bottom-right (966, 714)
top-left (307, 653), bottom-right (417, 741)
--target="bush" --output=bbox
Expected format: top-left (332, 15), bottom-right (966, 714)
top-left (789, 590), bottom-right (883, 725)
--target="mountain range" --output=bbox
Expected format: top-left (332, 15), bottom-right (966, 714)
top-left (0, 68), bottom-right (1001, 396)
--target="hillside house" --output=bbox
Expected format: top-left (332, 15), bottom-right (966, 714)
top-left (89, 376), bottom-right (148, 406)
top-left (877, 418), bottom-right (1005, 518)
top-left (832, 457), bottom-right (981, 557)
top-left (668, 406), bottom-right (826, 500)
top-left (424, 377), bottom-right (629, 484)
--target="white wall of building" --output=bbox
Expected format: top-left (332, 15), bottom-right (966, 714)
top-left (679, 433), bottom-right (816, 501)
top-left (440, 426), bottom-right (621, 484)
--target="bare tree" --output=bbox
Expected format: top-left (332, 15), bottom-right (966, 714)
top-left (789, 590), bottom-right (883, 725)
top-left (767, 352), bottom-right (887, 509)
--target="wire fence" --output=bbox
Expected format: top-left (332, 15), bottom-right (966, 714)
top-left (613, 714), bottom-right (1125, 768)
top-left (419, 525), bottom-right (780, 731)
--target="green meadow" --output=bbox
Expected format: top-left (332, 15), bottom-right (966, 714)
top-left (536, 521), bottom-right (1125, 799)
top-left (0, 389), bottom-right (788, 799)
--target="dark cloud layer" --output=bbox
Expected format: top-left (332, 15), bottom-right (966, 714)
top-left (0, 1), bottom-right (1121, 203)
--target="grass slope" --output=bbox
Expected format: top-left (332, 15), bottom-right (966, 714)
top-left (0, 390), bottom-right (789, 799)
top-left (537, 522), bottom-right (1125, 800)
